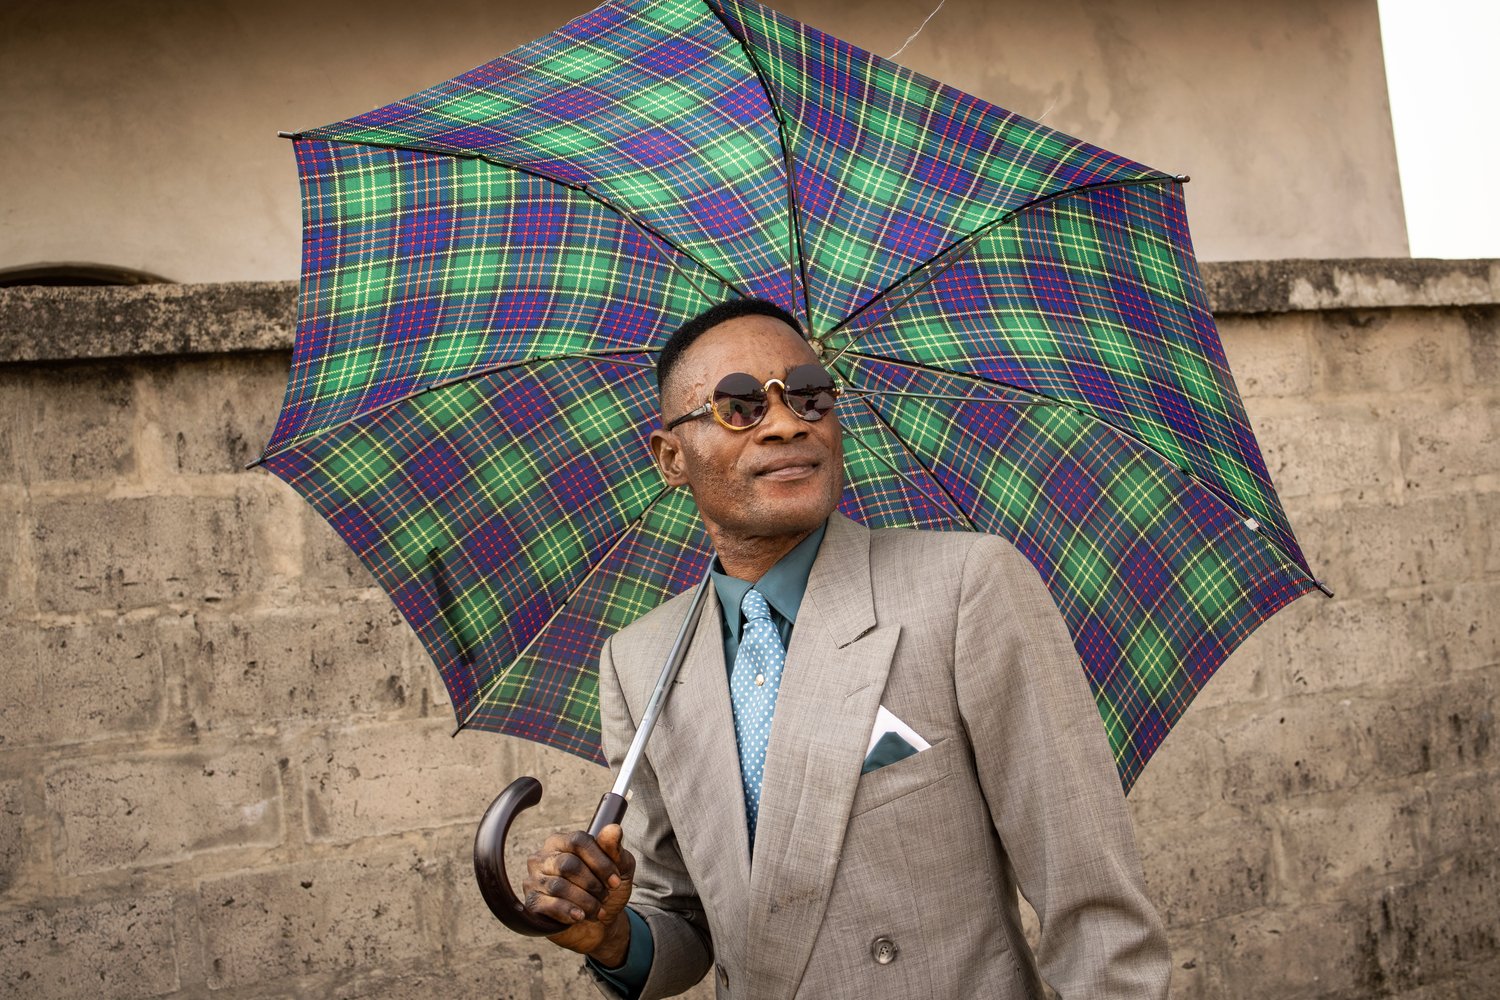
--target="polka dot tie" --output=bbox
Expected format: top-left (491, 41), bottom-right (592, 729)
top-left (729, 588), bottom-right (785, 848)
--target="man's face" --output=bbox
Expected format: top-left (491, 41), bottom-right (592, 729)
top-left (651, 314), bottom-right (844, 547)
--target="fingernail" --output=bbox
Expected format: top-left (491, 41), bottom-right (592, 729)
top-left (608, 875), bottom-right (620, 888)
top-left (571, 908), bottom-right (584, 920)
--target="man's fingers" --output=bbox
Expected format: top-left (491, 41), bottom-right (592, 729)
top-left (595, 823), bottom-right (623, 859)
top-left (535, 850), bottom-right (605, 897)
top-left (527, 830), bottom-right (623, 894)
top-left (594, 824), bottom-right (636, 884)
top-left (523, 886), bottom-right (590, 925)
top-left (540, 831), bottom-right (577, 854)
top-left (528, 874), bottom-right (601, 917)
top-left (558, 829), bottom-right (620, 887)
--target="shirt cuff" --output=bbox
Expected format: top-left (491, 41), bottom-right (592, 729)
top-left (586, 907), bottom-right (654, 998)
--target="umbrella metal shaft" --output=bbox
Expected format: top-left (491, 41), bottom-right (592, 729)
top-left (610, 571), bottom-right (713, 799)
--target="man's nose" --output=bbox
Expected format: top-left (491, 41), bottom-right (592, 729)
top-left (753, 384), bottom-right (809, 439)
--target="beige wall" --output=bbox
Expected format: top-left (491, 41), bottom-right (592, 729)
top-left (2, 0), bottom-right (1406, 285)
top-left (0, 260), bottom-right (1495, 996)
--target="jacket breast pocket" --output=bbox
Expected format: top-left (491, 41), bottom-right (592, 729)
top-left (848, 734), bottom-right (959, 818)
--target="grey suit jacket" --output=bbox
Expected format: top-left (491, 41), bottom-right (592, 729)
top-left (595, 512), bottom-right (1169, 999)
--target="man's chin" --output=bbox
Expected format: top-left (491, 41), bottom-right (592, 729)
top-left (692, 467), bottom-right (844, 544)
top-left (748, 486), bottom-right (841, 537)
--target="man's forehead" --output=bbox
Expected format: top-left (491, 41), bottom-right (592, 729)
top-left (679, 317), bottom-right (814, 378)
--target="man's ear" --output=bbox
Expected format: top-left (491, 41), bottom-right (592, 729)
top-left (649, 428), bottom-right (690, 488)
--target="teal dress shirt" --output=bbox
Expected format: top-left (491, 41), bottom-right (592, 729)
top-left (707, 519), bottom-right (825, 668)
top-left (590, 521), bottom-right (827, 997)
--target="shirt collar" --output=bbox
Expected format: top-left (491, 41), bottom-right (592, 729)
top-left (710, 519), bottom-right (828, 636)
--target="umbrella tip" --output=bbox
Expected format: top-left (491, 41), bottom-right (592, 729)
top-left (1174, 173), bottom-right (1191, 184)
top-left (277, 131), bottom-right (300, 140)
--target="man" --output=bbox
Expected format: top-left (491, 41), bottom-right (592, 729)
top-left (522, 299), bottom-right (1170, 998)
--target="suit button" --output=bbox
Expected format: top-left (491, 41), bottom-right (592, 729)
top-left (716, 963), bottom-right (729, 987)
top-left (871, 936), bottom-right (899, 965)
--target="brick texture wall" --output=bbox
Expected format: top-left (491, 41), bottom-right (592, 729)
top-left (1, 261), bottom-right (1496, 998)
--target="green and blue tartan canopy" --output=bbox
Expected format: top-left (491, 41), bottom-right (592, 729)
top-left (258, 0), bottom-right (1322, 791)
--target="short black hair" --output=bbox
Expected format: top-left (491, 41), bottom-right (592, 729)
top-left (656, 298), bottom-right (804, 406)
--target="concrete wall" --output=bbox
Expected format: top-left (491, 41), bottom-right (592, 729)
top-left (0, 258), bottom-right (1495, 997)
top-left (1, 0), bottom-right (1406, 285)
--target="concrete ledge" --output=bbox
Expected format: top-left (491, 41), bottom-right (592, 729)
top-left (2, 259), bottom-right (1496, 365)
top-left (0, 282), bottom-right (296, 365)
top-left (1201, 258), bottom-right (1500, 315)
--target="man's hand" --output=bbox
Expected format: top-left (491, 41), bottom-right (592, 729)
top-left (524, 823), bottom-right (636, 965)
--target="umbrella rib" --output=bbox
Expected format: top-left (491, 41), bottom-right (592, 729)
top-left (825, 173), bottom-right (1184, 357)
top-left (292, 133), bottom-right (748, 300)
top-left (842, 349), bottom-right (1055, 410)
top-left (842, 349), bottom-right (1325, 590)
top-left (843, 393), bottom-right (977, 532)
top-left (251, 350), bottom-right (657, 467)
top-left (615, 208), bottom-right (738, 307)
top-left (454, 483), bottom-right (682, 735)
top-left (479, 151), bottom-right (748, 300)
top-left (701, 0), bottom-right (814, 325)
top-left (847, 388), bottom-right (1050, 407)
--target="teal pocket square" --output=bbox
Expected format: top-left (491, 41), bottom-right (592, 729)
top-left (861, 730), bottom-right (919, 774)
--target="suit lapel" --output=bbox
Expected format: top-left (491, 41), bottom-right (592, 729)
top-left (743, 513), bottom-right (900, 1000)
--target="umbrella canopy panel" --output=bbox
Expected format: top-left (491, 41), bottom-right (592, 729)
top-left (260, 0), bottom-right (1320, 790)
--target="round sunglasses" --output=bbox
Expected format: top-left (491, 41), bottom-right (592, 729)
top-left (665, 363), bottom-right (841, 431)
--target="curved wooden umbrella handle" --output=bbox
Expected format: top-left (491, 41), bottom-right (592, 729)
top-left (473, 776), bottom-right (629, 937)
top-left (474, 575), bottom-right (705, 937)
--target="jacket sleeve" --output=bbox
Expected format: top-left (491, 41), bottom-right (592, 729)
top-left (590, 635), bottom-right (714, 999)
top-left (954, 535), bottom-right (1171, 999)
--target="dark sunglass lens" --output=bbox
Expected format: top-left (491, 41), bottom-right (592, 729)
top-left (713, 372), bottom-right (768, 428)
top-left (717, 395), bottom-right (767, 427)
top-left (784, 364), bottom-right (837, 420)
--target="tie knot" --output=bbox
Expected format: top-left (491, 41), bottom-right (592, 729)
top-left (741, 588), bottom-right (773, 624)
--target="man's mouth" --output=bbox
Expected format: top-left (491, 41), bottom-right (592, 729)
top-left (755, 458), bottom-right (820, 480)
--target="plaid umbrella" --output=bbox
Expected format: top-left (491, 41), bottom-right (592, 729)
top-left (257, 0), bottom-right (1323, 801)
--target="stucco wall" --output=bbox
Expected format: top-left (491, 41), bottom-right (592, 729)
top-left (1, 0), bottom-right (1406, 286)
top-left (0, 259), bottom-right (1495, 997)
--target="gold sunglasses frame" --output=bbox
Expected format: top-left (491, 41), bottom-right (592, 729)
top-left (665, 365), bottom-right (841, 432)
